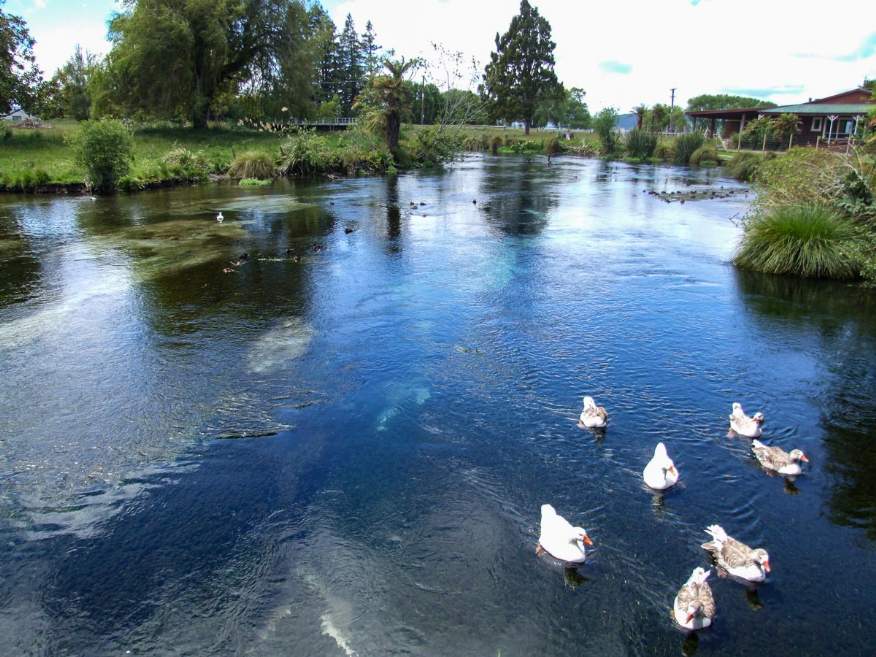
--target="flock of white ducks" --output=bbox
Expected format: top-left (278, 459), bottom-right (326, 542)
top-left (537, 396), bottom-right (808, 632)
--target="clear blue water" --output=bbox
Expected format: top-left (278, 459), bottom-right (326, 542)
top-left (0, 155), bottom-right (874, 656)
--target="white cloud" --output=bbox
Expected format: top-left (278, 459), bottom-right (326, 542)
top-left (330, 0), bottom-right (876, 111)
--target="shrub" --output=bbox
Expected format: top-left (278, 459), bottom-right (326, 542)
top-left (161, 146), bottom-right (209, 182)
top-left (593, 108), bottom-right (619, 155)
top-left (544, 135), bottom-right (562, 155)
top-left (726, 152), bottom-right (762, 181)
top-left (71, 119), bottom-right (133, 192)
top-left (228, 151), bottom-right (275, 179)
top-left (461, 133), bottom-right (489, 151)
top-left (625, 128), bottom-right (658, 160)
top-left (673, 132), bottom-right (705, 165)
top-left (689, 144), bottom-right (719, 166)
top-left (653, 139), bottom-right (675, 161)
top-left (277, 129), bottom-right (392, 176)
top-left (734, 205), bottom-right (861, 280)
top-left (409, 128), bottom-right (460, 166)
top-left (490, 135), bottom-right (502, 155)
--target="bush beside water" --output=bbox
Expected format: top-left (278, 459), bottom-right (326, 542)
top-left (735, 205), bottom-right (861, 280)
top-left (71, 119), bottom-right (134, 192)
top-left (228, 151), bottom-right (275, 179)
top-left (673, 133), bottom-right (705, 166)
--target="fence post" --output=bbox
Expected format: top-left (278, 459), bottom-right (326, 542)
top-left (815, 136), bottom-right (820, 150)
top-left (762, 131), bottom-right (767, 153)
top-left (788, 133), bottom-right (793, 150)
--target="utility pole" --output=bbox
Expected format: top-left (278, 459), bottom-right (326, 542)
top-left (670, 88), bottom-right (676, 133)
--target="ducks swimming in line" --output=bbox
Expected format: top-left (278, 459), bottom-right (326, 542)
top-left (673, 568), bottom-right (716, 631)
top-left (729, 402), bottom-right (764, 438)
top-left (701, 525), bottom-right (770, 582)
top-left (751, 440), bottom-right (808, 476)
top-left (578, 396), bottom-right (608, 429)
top-left (643, 442), bottom-right (679, 491)
top-left (536, 504), bottom-right (593, 564)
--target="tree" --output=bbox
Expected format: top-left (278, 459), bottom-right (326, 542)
top-left (51, 45), bottom-right (98, 120)
top-left (360, 20), bottom-right (380, 78)
top-left (357, 57), bottom-right (417, 156)
top-left (0, 0), bottom-right (42, 114)
top-left (103, 1), bottom-right (301, 128)
top-left (534, 86), bottom-right (589, 128)
top-left (593, 107), bottom-right (619, 154)
top-left (481, 0), bottom-right (560, 134)
top-left (336, 13), bottom-right (363, 113)
top-left (308, 4), bottom-right (341, 104)
top-left (686, 94), bottom-right (776, 112)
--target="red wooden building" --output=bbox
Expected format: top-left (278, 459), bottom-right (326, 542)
top-left (686, 87), bottom-right (874, 146)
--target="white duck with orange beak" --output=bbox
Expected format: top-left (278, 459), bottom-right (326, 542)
top-left (643, 442), bottom-right (679, 490)
top-left (701, 524), bottom-right (770, 582)
top-left (729, 402), bottom-right (764, 438)
top-left (673, 567), bottom-right (716, 631)
top-left (536, 504), bottom-right (593, 564)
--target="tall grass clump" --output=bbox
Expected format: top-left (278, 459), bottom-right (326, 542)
top-left (625, 129), bottom-right (657, 160)
top-left (161, 146), bottom-right (209, 182)
top-left (734, 205), bottom-right (861, 280)
top-left (228, 151), bottom-right (275, 179)
top-left (71, 119), bottom-right (133, 192)
top-left (688, 143), bottom-right (719, 167)
top-left (673, 132), bottom-right (705, 165)
top-left (726, 152), bottom-right (768, 182)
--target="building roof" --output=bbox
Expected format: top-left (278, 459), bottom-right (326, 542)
top-left (685, 106), bottom-right (765, 118)
top-left (761, 103), bottom-right (873, 115)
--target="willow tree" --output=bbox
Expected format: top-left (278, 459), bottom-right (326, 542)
top-left (481, 0), bottom-right (559, 134)
top-left (103, 0), bottom-right (309, 128)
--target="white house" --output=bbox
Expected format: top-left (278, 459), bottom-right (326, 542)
top-left (1, 109), bottom-right (37, 123)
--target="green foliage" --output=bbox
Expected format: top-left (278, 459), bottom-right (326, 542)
top-left (738, 115), bottom-right (799, 150)
top-left (71, 118), bottom-right (133, 191)
top-left (161, 146), bottom-right (209, 181)
top-left (491, 135), bottom-right (502, 155)
top-left (49, 45), bottom-right (98, 120)
top-left (686, 94), bottom-right (776, 112)
top-left (481, 0), bottom-right (560, 133)
top-left (0, 3), bottom-right (42, 114)
top-left (534, 86), bottom-right (589, 128)
top-left (652, 139), bottom-right (675, 161)
top-left (356, 57), bottom-right (417, 155)
top-left (239, 177), bottom-right (272, 186)
top-left (0, 166), bottom-right (50, 191)
top-left (735, 205), bottom-right (862, 280)
top-left (689, 143), bottom-right (718, 166)
top-left (672, 132), bottom-right (705, 165)
top-left (625, 128), bottom-right (657, 159)
top-left (277, 128), bottom-right (391, 176)
top-left (544, 135), bottom-right (562, 155)
top-left (593, 107), bottom-right (619, 155)
top-left (228, 151), bottom-right (275, 179)
top-left (407, 127), bottom-right (460, 166)
top-left (726, 152), bottom-right (769, 181)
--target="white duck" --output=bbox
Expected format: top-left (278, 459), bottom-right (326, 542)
top-left (751, 440), bottom-right (808, 476)
top-left (701, 525), bottom-right (770, 582)
top-left (729, 402), bottom-right (764, 438)
top-left (673, 567), bottom-right (716, 631)
top-left (643, 442), bottom-right (679, 490)
top-left (536, 504), bottom-right (593, 564)
top-left (578, 396), bottom-right (608, 429)
top-left (216, 212), bottom-right (224, 223)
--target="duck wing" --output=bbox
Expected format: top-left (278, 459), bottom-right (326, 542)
top-left (719, 536), bottom-right (756, 569)
top-left (753, 442), bottom-right (790, 470)
top-left (698, 581), bottom-right (716, 619)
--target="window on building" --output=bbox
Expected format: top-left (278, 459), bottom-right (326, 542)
top-left (811, 117), bottom-right (823, 132)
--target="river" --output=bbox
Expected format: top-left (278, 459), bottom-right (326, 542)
top-left (0, 155), bottom-right (874, 656)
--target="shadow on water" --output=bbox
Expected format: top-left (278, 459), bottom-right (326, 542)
top-left (735, 270), bottom-right (876, 540)
top-left (478, 158), bottom-right (559, 236)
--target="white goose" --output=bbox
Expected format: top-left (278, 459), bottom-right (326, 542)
top-left (643, 442), bottom-right (679, 490)
top-left (673, 567), bottom-right (716, 631)
top-left (536, 504), bottom-right (592, 564)
top-left (578, 396), bottom-right (608, 429)
top-left (729, 402), bottom-right (764, 438)
top-left (216, 212), bottom-right (224, 223)
top-left (701, 525), bottom-right (770, 582)
top-left (751, 440), bottom-right (808, 476)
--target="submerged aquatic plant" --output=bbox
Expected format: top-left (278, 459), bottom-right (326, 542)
top-left (734, 205), bottom-right (861, 280)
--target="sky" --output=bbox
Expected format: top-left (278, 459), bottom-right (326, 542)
top-left (6, 0), bottom-right (876, 113)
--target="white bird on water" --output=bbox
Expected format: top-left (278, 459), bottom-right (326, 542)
top-left (578, 396), bottom-right (608, 429)
top-left (216, 212), bottom-right (224, 223)
top-left (729, 402), bottom-right (764, 438)
top-left (643, 442), bottom-right (679, 490)
top-left (536, 504), bottom-right (593, 564)
top-left (673, 567), bottom-right (716, 631)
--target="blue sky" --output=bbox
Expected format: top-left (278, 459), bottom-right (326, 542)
top-left (7, 0), bottom-right (875, 111)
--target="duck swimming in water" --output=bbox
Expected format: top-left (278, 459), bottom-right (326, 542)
top-left (673, 568), bottom-right (716, 631)
top-left (643, 442), bottom-right (679, 490)
top-left (751, 440), bottom-right (808, 476)
top-left (701, 525), bottom-right (770, 583)
top-left (729, 402), bottom-right (764, 438)
top-left (536, 504), bottom-right (593, 564)
top-left (578, 396), bottom-right (608, 429)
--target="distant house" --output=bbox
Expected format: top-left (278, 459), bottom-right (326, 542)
top-left (1, 109), bottom-right (37, 123)
top-left (686, 87), bottom-right (874, 145)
